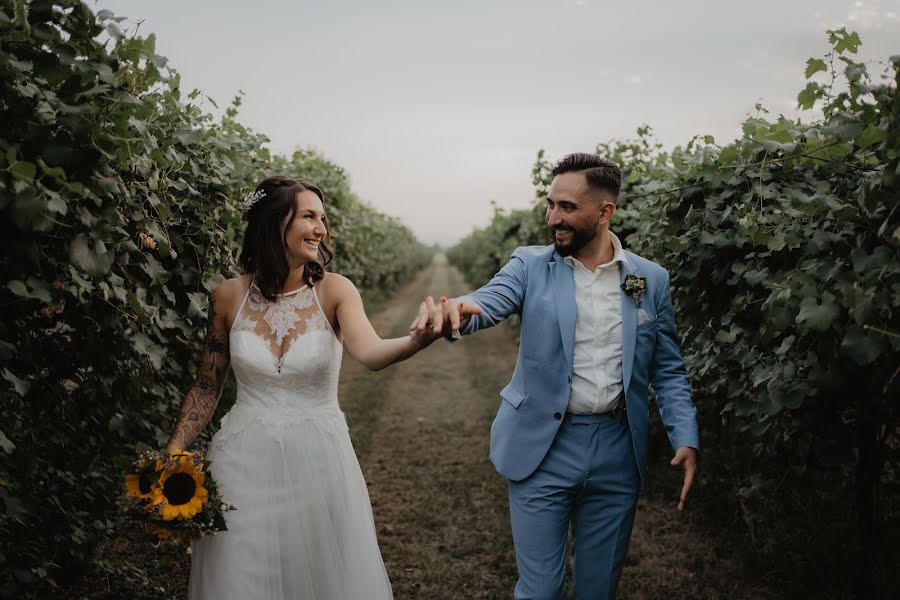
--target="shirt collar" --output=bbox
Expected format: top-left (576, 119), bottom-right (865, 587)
top-left (564, 231), bottom-right (629, 271)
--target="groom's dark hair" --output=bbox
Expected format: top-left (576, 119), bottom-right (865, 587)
top-left (551, 153), bottom-right (622, 203)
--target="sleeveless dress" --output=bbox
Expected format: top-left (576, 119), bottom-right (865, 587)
top-left (188, 280), bottom-right (393, 599)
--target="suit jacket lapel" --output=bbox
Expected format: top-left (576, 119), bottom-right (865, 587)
top-left (549, 256), bottom-right (576, 373)
top-left (620, 258), bottom-right (637, 393)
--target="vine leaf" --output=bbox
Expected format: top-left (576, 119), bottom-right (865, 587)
top-left (796, 293), bottom-right (840, 331)
top-left (0, 429), bottom-right (15, 453)
top-left (805, 58), bottom-right (827, 79)
top-left (841, 326), bottom-right (886, 365)
top-left (797, 82), bottom-right (824, 110)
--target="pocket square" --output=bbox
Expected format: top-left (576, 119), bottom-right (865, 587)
top-left (637, 309), bottom-right (655, 325)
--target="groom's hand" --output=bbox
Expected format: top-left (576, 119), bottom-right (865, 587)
top-left (670, 446), bottom-right (699, 512)
top-left (408, 296), bottom-right (482, 343)
top-left (438, 296), bottom-right (481, 339)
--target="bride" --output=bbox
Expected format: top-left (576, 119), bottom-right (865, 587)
top-left (164, 175), bottom-right (478, 599)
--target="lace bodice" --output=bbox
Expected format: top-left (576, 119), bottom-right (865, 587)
top-left (228, 280), bottom-right (342, 413)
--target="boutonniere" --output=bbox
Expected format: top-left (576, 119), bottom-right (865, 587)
top-left (621, 274), bottom-right (647, 308)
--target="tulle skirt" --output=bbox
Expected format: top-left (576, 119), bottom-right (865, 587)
top-left (188, 402), bottom-right (393, 599)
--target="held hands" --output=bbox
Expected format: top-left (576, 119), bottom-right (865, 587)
top-left (670, 446), bottom-right (699, 512)
top-left (408, 295), bottom-right (482, 349)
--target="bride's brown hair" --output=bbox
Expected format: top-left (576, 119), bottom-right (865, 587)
top-left (239, 176), bottom-right (334, 302)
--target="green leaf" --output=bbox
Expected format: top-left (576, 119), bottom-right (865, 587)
top-left (131, 333), bottom-right (165, 370)
top-left (2, 368), bottom-right (30, 396)
top-left (716, 325), bottom-right (742, 344)
top-left (840, 326), bottom-right (886, 365)
top-left (187, 292), bottom-right (207, 318)
top-left (69, 235), bottom-right (112, 278)
top-left (70, 236), bottom-right (97, 275)
top-left (7, 279), bottom-right (52, 302)
top-left (767, 230), bottom-right (786, 251)
top-left (0, 429), bottom-right (15, 453)
top-left (126, 291), bottom-right (150, 324)
top-left (751, 364), bottom-right (773, 387)
top-left (75, 83), bottom-right (111, 100)
top-left (833, 30), bottom-right (862, 55)
top-left (784, 385), bottom-right (807, 410)
top-left (804, 58), bottom-right (827, 79)
top-left (796, 82), bottom-right (824, 110)
top-left (140, 255), bottom-right (167, 282)
top-left (718, 146), bottom-right (739, 165)
top-left (856, 125), bottom-right (886, 149)
top-left (46, 191), bottom-right (67, 215)
top-left (105, 22), bottom-right (125, 40)
top-left (38, 159), bottom-right (66, 180)
top-left (0, 339), bottom-right (16, 361)
top-left (761, 389), bottom-right (784, 416)
top-left (9, 161), bottom-right (36, 181)
top-left (796, 292), bottom-right (840, 331)
top-left (7, 280), bottom-right (28, 297)
top-left (824, 143), bottom-right (853, 161)
top-left (175, 130), bottom-right (204, 146)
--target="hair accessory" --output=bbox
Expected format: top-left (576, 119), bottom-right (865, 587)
top-left (242, 189), bottom-right (266, 214)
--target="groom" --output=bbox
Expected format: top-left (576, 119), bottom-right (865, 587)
top-left (422, 153), bottom-right (699, 599)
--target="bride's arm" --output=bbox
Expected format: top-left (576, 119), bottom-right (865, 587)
top-left (332, 274), bottom-right (430, 371)
top-left (165, 282), bottom-right (234, 453)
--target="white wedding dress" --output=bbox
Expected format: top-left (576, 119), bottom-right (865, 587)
top-left (188, 280), bottom-right (393, 599)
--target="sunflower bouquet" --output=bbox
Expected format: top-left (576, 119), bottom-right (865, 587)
top-left (122, 445), bottom-right (234, 543)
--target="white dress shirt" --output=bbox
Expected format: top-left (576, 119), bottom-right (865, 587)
top-left (564, 232), bottom-right (628, 414)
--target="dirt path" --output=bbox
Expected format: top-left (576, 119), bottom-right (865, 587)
top-left (341, 255), bottom-right (773, 600)
top-left (341, 255), bottom-right (519, 598)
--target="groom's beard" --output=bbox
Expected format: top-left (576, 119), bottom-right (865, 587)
top-left (553, 226), bottom-right (595, 257)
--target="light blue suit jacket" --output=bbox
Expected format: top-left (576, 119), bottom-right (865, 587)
top-left (458, 244), bottom-right (699, 482)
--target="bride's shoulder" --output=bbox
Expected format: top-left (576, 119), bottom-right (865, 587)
top-left (317, 272), bottom-right (359, 302)
top-left (206, 275), bottom-right (252, 328)
top-left (210, 274), bottom-right (252, 308)
top-left (214, 274), bottom-right (251, 294)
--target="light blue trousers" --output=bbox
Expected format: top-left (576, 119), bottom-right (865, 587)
top-left (508, 411), bottom-right (640, 600)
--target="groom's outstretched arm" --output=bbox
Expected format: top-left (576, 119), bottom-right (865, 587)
top-left (451, 250), bottom-right (529, 337)
top-left (409, 252), bottom-right (527, 342)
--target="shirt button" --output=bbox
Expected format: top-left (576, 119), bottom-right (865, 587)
top-left (554, 412), bottom-right (562, 421)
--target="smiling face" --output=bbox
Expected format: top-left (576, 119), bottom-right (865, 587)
top-left (283, 190), bottom-right (328, 266)
top-left (546, 171), bottom-right (616, 258)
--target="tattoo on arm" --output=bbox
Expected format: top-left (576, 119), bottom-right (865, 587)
top-left (167, 295), bottom-right (231, 451)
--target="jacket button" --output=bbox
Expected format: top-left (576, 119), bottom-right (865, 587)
top-left (554, 412), bottom-right (562, 420)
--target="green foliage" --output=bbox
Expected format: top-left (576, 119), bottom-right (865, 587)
top-left (0, 1), bottom-right (428, 597)
top-left (447, 199), bottom-right (547, 288)
top-left (451, 30), bottom-right (899, 594)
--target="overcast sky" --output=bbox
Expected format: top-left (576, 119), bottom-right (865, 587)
top-left (94, 0), bottom-right (899, 246)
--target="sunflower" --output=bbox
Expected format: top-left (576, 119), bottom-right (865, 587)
top-left (124, 459), bottom-right (163, 500)
top-left (152, 455), bottom-right (209, 521)
top-left (147, 522), bottom-right (201, 543)
top-left (145, 522), bottom-right (175, 540)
